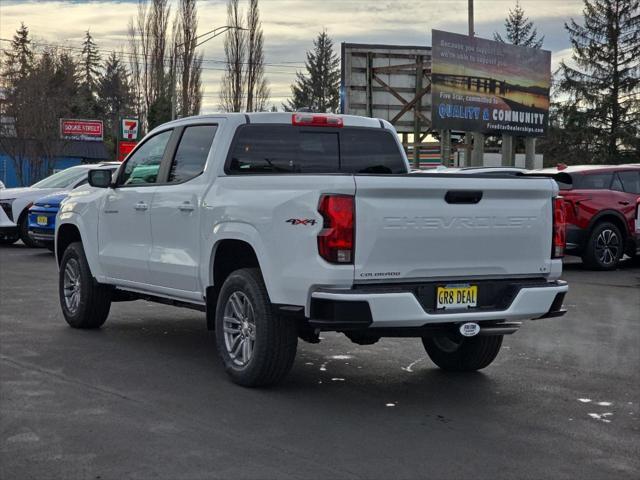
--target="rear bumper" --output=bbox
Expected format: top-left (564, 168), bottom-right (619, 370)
top-left (566, 225), bottom-right (587, 253)
top-left (309, 280), bottom-right (568, 330)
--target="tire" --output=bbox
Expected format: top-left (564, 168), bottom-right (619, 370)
top-left (215, 268), bottom-right (298, 387)
top-left (18, 212), bottom-right (41, 248)
top-left (581, 222), bottom-right (623, 270)
top-left (59, 241), bottom-right (112, 329)
top-left (422, 334), bottom-right (503, 371)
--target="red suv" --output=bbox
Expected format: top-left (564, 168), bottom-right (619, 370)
top-left (539, 165), bottom-right (640, 270)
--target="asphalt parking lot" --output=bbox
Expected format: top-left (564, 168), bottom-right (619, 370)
top-left (1, 245), bottom-right (638, 480)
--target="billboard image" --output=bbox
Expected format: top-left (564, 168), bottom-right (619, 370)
top-left (60, 119), bottom-right (104, 141)
top-left (431, 30), bottom-right (551, 136)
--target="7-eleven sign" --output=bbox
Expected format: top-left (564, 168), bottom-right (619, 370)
top-left (120, 118), bottom-right (140, 141)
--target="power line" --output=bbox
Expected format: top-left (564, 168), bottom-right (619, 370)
top-left (0, 37), bottom-right (307, 71)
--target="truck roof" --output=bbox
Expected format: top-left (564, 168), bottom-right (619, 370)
top-left (156, 112), bottom-right (388, 131)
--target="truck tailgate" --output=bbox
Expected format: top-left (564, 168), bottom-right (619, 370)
top-left (353, 175), bottom-right (557, 281)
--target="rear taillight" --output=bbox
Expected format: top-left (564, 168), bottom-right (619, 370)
top-left (317, 194), bottom-right (354, 264)
top-left (292, 113), bottom-right (343, 128)
top-left (552, 197), bottom-right (566, 258)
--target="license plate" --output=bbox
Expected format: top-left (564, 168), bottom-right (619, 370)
top-left (36, 215), bottom-right (48, 226)
top-left (436, 284), bottom-right (478, 310)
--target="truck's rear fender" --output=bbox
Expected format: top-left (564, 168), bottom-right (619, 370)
top-left (205, 223), bottom-right (274, 300)
top-left (202, 176), bottom-right (356, 307)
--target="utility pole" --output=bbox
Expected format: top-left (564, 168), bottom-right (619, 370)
top-left (468, 0), bottom-right (486, 166)
top-left (464, 0), bottom-right (474, 166)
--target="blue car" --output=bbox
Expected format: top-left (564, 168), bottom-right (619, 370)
top-left (28, 191), bottom-right (69, 251)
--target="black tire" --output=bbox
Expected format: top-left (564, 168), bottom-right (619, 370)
top-left (59, 241), bottom-right (112, 329)
top-left (422, 334), bottom-right (503, 371)
top-left (215, 268), bottom-right (298, 387)
top-left (18, 212), bottom-right (41, 248)
top-left (581, 222), bottom-right (624, 270)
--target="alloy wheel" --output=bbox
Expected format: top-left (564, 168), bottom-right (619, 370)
top-left (222, 291), bottom-right (256, 367)
top-left (63, 258), bottom-right (82, 314)
top-left (595, 229), bottom-right (620, 266)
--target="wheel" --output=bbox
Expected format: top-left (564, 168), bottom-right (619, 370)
top-left (18, 212), bottom-right (42, 248)
top-left (581, 222), bottom-right (623, 270)
top-left (422, 334), bottom-right (503, 371)
top-left (59, 241), bottom-right (112, 329)
top-left (215, 268), bottom-right (298, 387)
top-left (0, 234), bottom-right (18, 245)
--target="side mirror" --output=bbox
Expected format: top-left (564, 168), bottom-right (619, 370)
top-left (88, 169), bottom-right (113, 188)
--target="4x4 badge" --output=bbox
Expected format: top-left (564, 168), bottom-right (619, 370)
top-left (286, 218), bottom-right (317, 226)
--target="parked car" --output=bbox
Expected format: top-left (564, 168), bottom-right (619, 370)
top-left (27, 165), bottom-right (118, 251)
top-left (27, 191), bottom-right (71, 252)
top-left (55, 112), bottom-right (567, 387)
top-left (0, 163), bottom-right (119, 247)
top-left (536, 164), bottom-right (640, 270)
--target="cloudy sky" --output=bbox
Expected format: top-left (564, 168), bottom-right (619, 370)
top-left (0, 0), bottom-right (586, 112)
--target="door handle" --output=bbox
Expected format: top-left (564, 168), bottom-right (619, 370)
top-left (445, 190), bottom-right (483, 204)
top-left (134, 201), bottom-right (148, 211)
top-left (618, 201), bottom-right (630, 206)
top-left (178, 202), bottom-right (195, 212)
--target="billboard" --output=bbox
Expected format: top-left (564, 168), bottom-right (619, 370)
top-left (341, 43), bottom-right (432, 134)
top-left (60, 119), bottom-right (104, 141)
top-left (431, 30), bottom-right (551, 136)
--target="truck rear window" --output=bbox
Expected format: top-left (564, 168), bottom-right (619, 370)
top-left (226, 125), bottom-right (407, 174)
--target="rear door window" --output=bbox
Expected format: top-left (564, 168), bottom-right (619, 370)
top-left (575, 173), bottom-right (613, 190)
top-left (227, 125), bottom-right (406, 174)
top-left (340, 129), bottom-right (406, 174)
top-left (168, 125), bottom-right (217, 183)
top-left (618, 171), bottom-right (640, 194)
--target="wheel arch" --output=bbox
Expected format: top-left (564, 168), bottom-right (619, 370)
top-left (206, 237), bottom-right (268, 330)
top-left (56, 223), bottom-right (83, 266)
top-left (55, 216), bottom-right (103, 281)
top-left (587, 210), bottom-right (628, 239)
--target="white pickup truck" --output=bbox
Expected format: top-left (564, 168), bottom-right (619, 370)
top-left (55, 112), bottom-right (568, 387)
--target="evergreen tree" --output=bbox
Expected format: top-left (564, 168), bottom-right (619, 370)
top-left (494, 1), bottom-right (544, 48)
top-left (79, 30), bottom-right (102, 117)
top-left (286, 30), bottom-right (340, 113)
top-left (557, 0), bottom-right (640, 163)
top-left (2, 22), bottom-right (34, 82)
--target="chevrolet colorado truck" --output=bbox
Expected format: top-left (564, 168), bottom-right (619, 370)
top-left (55, 112), bottom-right (568, 387)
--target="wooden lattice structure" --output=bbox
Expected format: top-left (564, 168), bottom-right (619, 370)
top-left (341, 43), bottom-right (432, 167)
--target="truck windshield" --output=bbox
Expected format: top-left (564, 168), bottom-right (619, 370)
top-left (31, 167), bottom-right (87, 189)
top-left (227, 125), bottom-right (407, 174)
